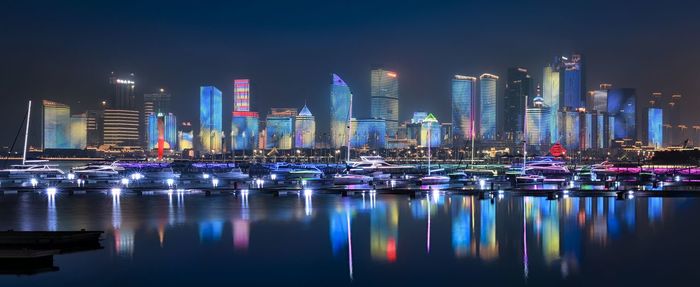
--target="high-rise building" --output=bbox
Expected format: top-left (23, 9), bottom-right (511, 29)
top-left (85, 110), bottom-right (103, 148)
top-left (144, 89), bottom-right (173, 149)
top-left (451, 75), bottom-right (477, 145)
top-left (542, 65), bottom-right (560, 143)
top-left (178, 121), bottom-right (194, 151)
top-left (234, 79), bottom-right (250, 112)
top-left (479, 73), bottom-right (499, 140)
top-left (109, 72), bottom-right (136, 109)
top-left (526, 93), bottom-right (551, 148)
top-left (558, 109), bottom-right (581, 151)
top-left (103, 109), bottom-right (141, 147)
top-left (294, 105), bottom-right (315, 149)
top-left (69, 113), bottom-right (87, 149)
top-left (199, 86), bottom-right (223, 153)
top-left (330, 74), bottom-right (352, 148)
top-left (607, 88), bottom-right (637, 141)
top-left (559, 54), bottom-right (585, 109)
top-left (350, 118), bottom-right (387, 149)
top-left (648, 108), bottom-right (663, 148)
top-left (265, 116), bottom-right (293, 150)
top-left (147, 113), bottom-right (177, 150)
top-left (503, 67), bottom-right (533, 141)
top-left (41, 100), bottom-right (71, 149)
top-left (587, 84), bottom-right (611, 112)
top-left (231, 112), bottom-right (259, 151)
top-left (371, 69), bottom-right (399, 137)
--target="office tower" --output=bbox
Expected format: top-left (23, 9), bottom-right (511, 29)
top-left (595, 112), bottom-right (606, 149)
top-left (414, 113), bottom-right (440, 147)
top-left (147, 113), bottom-right (177, 149)
top-left (109, 72), bottom-right (136, 109)
top-left (558, 109), bottom-right (580, 151)
top-left (607, 88), bottom-right (637, 141)
top-left (542, 65), bottom-right (560, 143)
top-left (479, 73), bottom-right (499, 140)
top-left (70, 113), bottom-right (87, 149)
top-left (233, 79), bottom-right (251, 112)
top-left (199, 86), bottom-right (223, 153)
top-left (294, 105), bottom-right (316, 149)
top-left (265, 116), bottom-right (293, 150)
top-left (41, 100), bottom-right (71, 149)
top-left (85, 110), bottom-right (102, 148)
top-left (648, 108), bottom-right (663, 148)
top-left (178, 121), bottom-right (194, 151)
top-left (330, 74), bottom-right (352, 148)
top-left (231, 112), bottom-right (259, 151)
top-left (582, 112), bottom-right (593, 149)
top-left (559, 54), bottom-right (585, 108)
top-left (371, 68), bottom-right (399, 137)
top-left (451, 75), bottom-right (476, 145)
top-left (503, 67), bottom-right (533, 141)
top-left (588, 84), bottom-right (611, 112)
top-left (440, 123), bottom-right (453, 147)
top-left (103, 109), bottom-right (141, 147)
top-left (144, 89), bottom-right (173, 148)
top-left (350, 118), bottom-right (387, 149)
top-left (526, 93), bottom-right (551, 148)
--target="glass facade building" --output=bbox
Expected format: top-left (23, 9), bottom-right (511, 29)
top-left (559, 109), bottom-right (580, 151)
top-left (479, 74), bottom-right (499, 140)
top-left (607, 88), bottom-right (637, 140)
top-left (330, 74), bottom-right (352, 148)
top-left (199, 86), bottom-right (223, 153)
top-left (265, 116), bottom-right (293, 150)
top-left (147, 113), bottom-right (177, 150)
top-left (103, 109), bottom-right (141, 147)
top-left (178, 122), bottom-right (194, 151)
top-left (294, 105), bottom-right (315, 149)
top-left (560, 54), bottom-right (585, 109)
top-left (503, 67), bottom-right (532, 141)
top-left (588, 89), bottom-right (608, 112)
top-left (109, 72), bottom-right (136, 110)
top-left (370, 69), bottom-right (399, 137)
top-left (70, 113), bottom-right (87, 149)
top-left (234, 79), bottom-right (250, 112)
top-left (451, 75), bottom-right (476, 145)
top-left (350, 118), bottom-right (386, 149)
top-left (42, 100), bottom-right (71, 149)
top-left (526, 106), bottom-right (551, 147)
top-left (648, 108), bottom-right (663, 148)
top-left (231, 112), bottom-right (259, 151)
top-left (542, 65), bottom-right (560, 143)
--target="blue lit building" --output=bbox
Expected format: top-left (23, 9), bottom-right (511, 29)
top-left (350, 118), bottom-right (386, 149)
top-left (330, 74), bottom-right (352, 148)
top-left (42, 100), bottom-right (71, 149)
top-left (147, 113), bottom-right (177, 150)
top-left (199, 86), bottom-right (223, 153)
top-left (503, 67), bottom-right (533, 141)
top-left (558, 109), bottom-right (581, 151)
top-left (294, 105), bottom-right (315, 149)
top-left (648, 108), bottom-right (663, 148)
top-left (266, 116), bottom-right (293, 150)
top-left (526, 96), bottom-right (551, 148)
top-left (451, 75), bottom-right (476, 145)
top-left (178, 121), bottom-right (194, 151)
top-left (231, 112), bottom-right (259, 151)
top-left (479, 74), bottom-right (499, 140)
top-left (607, 88), bottom-right (637, 141)
top-left (560, 54), bottom-right (585, 108)
top-left (371, 69), bottom-right (399, 137)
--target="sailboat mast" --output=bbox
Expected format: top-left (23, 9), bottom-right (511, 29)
top-left (346, 93), bottom-right (353, 163)
top-left (522, 95), bottom-right (528, 174)
top-left (22, 100), bottom-right (31, 165)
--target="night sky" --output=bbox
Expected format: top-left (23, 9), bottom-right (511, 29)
top-left (2, 0), bottom-right (699, 147)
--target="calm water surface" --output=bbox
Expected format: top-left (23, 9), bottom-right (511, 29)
top-left (0, 191), bottom-right (699, 286)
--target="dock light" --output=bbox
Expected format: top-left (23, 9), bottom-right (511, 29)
top-left (130, 172), bottom-right (143, 180)
top-left (303, 189), bottom-right (313, 196)
top-left (569, 180), bottom-right (575, 188)
top-left (574, 175), bottom-right (580, 181)
top-left (674, 175), bottom-right (681, 182)
top-left (241, 189), bottom-right (249, 195)
top-left (212, 178), bottom-right (219, 188)
top-left (270, 174), bottom-right (277, 180)
top-left (203, 173), bottom-right (210, 179)
top-left (46, 187), bottom-right (57, 196)
top-left (563, 194), bottom-right (570, 199)
top-left (628, 190), bottom-right (635, 195)
top-left (111, 188), bottom-right (122, 196)
top-left (498, 189), bottom-right (505, 195)
top-left (77, 179), bottom-right (83, 187)
top-left (369, 189), bottom-right (377, 194)
top-left (67, 173), bottom-right (76, 180)
top-left (390, 179), bottom-right (396, 188)
top-left (121, 178), bottom-right (130, 186)
top-left (563, 190), bottom-right (570, 194)
top-left (479, 179), bottom-right (486, 189)
top-left (167, 189), bottom-right (173, 195)
top-left (166, 178), bottom-right (175, 187)
top-left (30, 178), bottom-right (38, 188)
top-left (301, 179), bottom-right (307, 186)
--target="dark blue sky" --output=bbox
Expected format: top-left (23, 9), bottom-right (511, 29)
top-left (2, 0), bottom-right (699, 146)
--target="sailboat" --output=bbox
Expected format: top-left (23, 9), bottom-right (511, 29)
top-left (0, 101), bottom-right (66, 184)
top-left (333, 90), bottom-right (372, 185)
top-left (418, 113), bottom-right (450, 185)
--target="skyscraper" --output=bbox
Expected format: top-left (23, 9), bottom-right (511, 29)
top-left (607, 88), bottom-right (637, 141)
top-left (587, 84), bottom-right (611, 112)
top-left (526, 92), bottom-right (551, 148)
top-left (178, 121), bottom-right (194, 151)
top-left (479, 73), bottom-right (499, 140)
top-left (371, 68), bottom-right (399, 137)
top-left (560, 54), bottom-right (585, 108)
top-left (109, 72), bottom-right (136, 109)
top-left (350, 118), bottom-right (387, 149)
top-left (503, 67), bottom-right (533, 141)
top-left (265, 116), bottom-right (293, 150)
top-left (330, 74), bottom-right (352, 148)
top-left (294, 105), bottom-right (315, 149)
top-left (147, 112), bottom-right (177, 149)
top-left (103, 109), bottom-right (141, 147)
top-left (199, 86), bottom-right (223, 153)
top-left (85, 110), bottom-right (103, 148)
top-left (69, 113), bottom-right (87, 149)
top-left (144, 89), bottom-right (172, 148)
top-left (648, 108), bottom-right (663, 148)
top-left (42, 100), bottom-right (71, 149)
top-left (234, 79), bottom-right (250, 112)
top-left (451, 75), bottom-right (476, 145)
top-left (542, 65), bottom-right (560, 143)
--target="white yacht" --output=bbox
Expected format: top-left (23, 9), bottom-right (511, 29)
top-left (0, 161), bottom-right (66, 180)
top-left (333, 173), bottom-right (373, 185)
top-left (71, 162), bottom-right (124, 178)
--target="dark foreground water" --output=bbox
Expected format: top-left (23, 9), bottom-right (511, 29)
top-left (0, 191), bottom-right (699, 286)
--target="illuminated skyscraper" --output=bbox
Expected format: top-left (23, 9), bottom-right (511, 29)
top-left (587, 84), bottom-right (611, 112)
top-left (330, 74), bottom-right (352, 148)
top-left (85, 110), bottom-right (102, 148)
top-left (178, 121), bottom-right (194, 151)
top-left (558, 109), bottom-right (580, 151)
top-left (147, 113), bottom-right (177, 150)
top-left (371, 69), bottom-right (399, 137)
top-left (70, 113), bottom-right (87, 149)
top-left (648, 108), bottom-right (663, 148)
top-left (109, 72), bottom-right (136, 110)
top-left (234, 79), bottom-right (250, 112)
top-left (351, 119), bottom-right (388, 149)
top-left (265, 116), bottom-right (293, 150)
top-left (103, 109), bottom-right (141, 147)
top-left (526, 93), bottom-right (551, 148)
top-left (542, 65), bottom-right (560, 143)
top-left (144, 89), bottom-right (172, 149)
top-left (231, 112), bottom-right (259, 151)
top-left (607, 88), bottom-right (637, 141)
top-left (294, 105), bottom-right (315, 149)
top-left (559, 54), bottom-right (585, 108)
top-left (41, 100), bottom-right (71, 149)
top-left (479, 74), bottom-right (499, 140)
top-left (451, 75), bottom-right (476, 145)
top-left (503, 67), bottom-right (533, 141)
top-left (199, 86), bottom-right (223, 153)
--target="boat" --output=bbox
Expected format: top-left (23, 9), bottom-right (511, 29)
top-left (516, 174), bottom-right (545, 184)
top-left (0, 161), bottom-right (66, 181)
top-left (333, 173), bottom-right (373, 185)
top-left (419, 174), bottom-right (451, 185)
top-left (267, 163), bottom-right (323, 181)
top-left (70, 162), bottom-right (124, 179)
top-left (179, 162), bottom-right (249, 181)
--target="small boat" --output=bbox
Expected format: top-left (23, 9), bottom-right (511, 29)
top-left (333, 174), bottom-right (373, 185)
top-left (267, 164), bottom-right (323, 181)
top-left (419, 175), bottom-right (451, 185)
top-left (448, 172), bottom-right (470, 183)
top-left (70, 162), bottom-right (124, 179)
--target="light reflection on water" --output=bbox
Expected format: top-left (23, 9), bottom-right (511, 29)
top-left (0, 192), bottom-right (697, 286)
